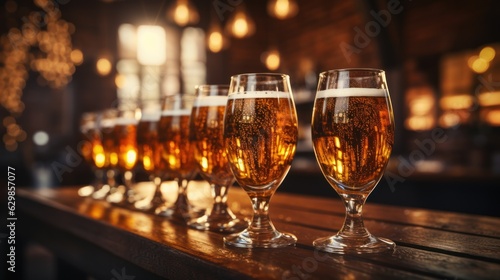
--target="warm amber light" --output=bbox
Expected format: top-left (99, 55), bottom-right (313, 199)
top-left (479, 91), bottom-right (500, 107)
top-left (125, 149), bottom-right (137, 169)
top-left (143, 155), bottom-right (153, 171)
top-left (405, 116), bottom-right (435, 131)
top-left (110, 152), bottom-right (118, 166)
top-left (439, 95), bottom-right (474, 110)
top-left (479, 46), bottom-right (496, 62)
top-left (96, 58), bottom-right (112, 76)
top-left (137, 25), bottom-right (167, 66)
top-left (167, 0), bottom-right (199, 27)
top-left (484, 109), bottom-right (500, 126)
top-left (467, 55), bottom-right (478, 69)
top-left (174, 3), bottom-right (189, 26)
top-left (439, 112), bottom-right (461, 128)
top-left (471, 57), bottom-right (489, 73)
top-left (70, 49), bottom-right (84, 65)
top-left (115, 74), bottom-right (126, 89)
top-left (264, 50), bottom-right (280, 71)
top-left (409, 96), bottom-right (434, 116)
top-left (208, 31), bottom-right (224, 53)
top-left (233, 15), bottom-right (249, 38)
top-left (94, 147), bottom-right (106, 168)
top-left (227, 8), bottom-right (255, 38)
top-left (267, 0), bottom-right (299, 19)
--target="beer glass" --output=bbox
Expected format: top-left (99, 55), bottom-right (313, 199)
top-left (223, 73), bottom-right (298, 248)
top-left (188, 85), bottom-right (248, 233)
top-left (157, 94), bottom-right (200, 220)
top-left (311, 68), bottom-right (395, 254)
top-left (96, 108), bottom-right (119, 200)
top-left (134, 99), bottom-right (168, 212)
top-left (109, 101), bottom-right (141, 206)
top-left (78, 112), bottom-right (105, 197)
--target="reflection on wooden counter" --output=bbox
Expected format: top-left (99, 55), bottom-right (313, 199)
top-left (16, 183), bottom-right (500, 279)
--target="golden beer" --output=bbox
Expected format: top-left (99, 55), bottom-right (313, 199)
top-left (158, 110), bottom-right (196, 179)
top-left (137, 114), bottom-right (164, 174)
top-left (190, 96), bottom-right (233, 186)
top-left (311, 88), bottom-right (394, 194)
top-left (114, 117), bottom-right (138, 171)
top-left (80, 113), bottom-right (106, 168)
top-left (80, 128), bottom-right (95, 163)
top-left (224, 93), bottom-right (298, 189)
top-left (81, 126), bottom-right (103, 165)
top-left (100, 118), bottom-right (118, 169)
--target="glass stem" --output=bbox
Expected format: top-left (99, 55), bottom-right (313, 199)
top-left (123, 170), bottom-right (133, 189)
top-left (248, 195), bottom-right (276, 235)
top-left (122, 170), bottom-right (135, 203)
top-left (207, 184), bottom-right (231, 216)
top-left (150, 176), bottom-right (165, 204)
top-left (174, 178), bottom-right (190, 213)
top-left (339, 194), bottom-right (370, 238)
top-left (106, 169), bottom-right (116, 189)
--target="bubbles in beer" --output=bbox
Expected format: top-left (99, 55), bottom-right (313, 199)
top-left (312, 90), bottom-right (393, 193)
top-left (224, 94), bottom-right (298, 190)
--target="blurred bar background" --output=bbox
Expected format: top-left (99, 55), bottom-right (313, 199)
top-left (1, 0), bottom-right (499, 216)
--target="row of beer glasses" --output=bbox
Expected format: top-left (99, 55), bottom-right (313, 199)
top-left (80, 69), bottom-right (396, 254)
top-left (101, 97), bottom-right (201, 221)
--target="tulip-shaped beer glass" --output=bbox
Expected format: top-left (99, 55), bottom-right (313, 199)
top-left (223, 73), bottom-right (298, 248)
top-left (311, 68), bottom-right (395, 254)
top-left (188, 85), bottom-right (248, 233)
top-left (157, 94), bottom-right (200, 221)
top-left (78, 111), bottom-right (105, 197)
top-left (111, 101), bottom-right (141, 206)
top-left (134, 99), bottom-right (168, 212)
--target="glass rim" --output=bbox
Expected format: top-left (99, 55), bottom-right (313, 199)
top-left (230, 72), bottom-right (290, 79)
top-left (319, 68), bottom-right (384, 77)
top-left (195, 84), bottom-right (230, 89)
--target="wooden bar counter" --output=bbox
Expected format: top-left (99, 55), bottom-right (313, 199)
top-left (17, 183), bottom-right (500, 279)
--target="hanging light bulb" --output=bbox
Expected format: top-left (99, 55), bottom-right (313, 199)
top-left (267, 0), bottom-right (299, 20)
top-left (226, 5), bottom-right (255, 38)
top-left (207, 17), bottom-right (229, 53)
top-left (166, 0), bottom-right (199, 27)
top-left (261, 47), bottom-right (281, 71)
top-left (96, 57), bottom-right (112, 76)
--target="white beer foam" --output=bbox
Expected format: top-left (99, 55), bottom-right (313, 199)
top-left (161, 109), bottom-right (192, 116)
top-left (194, 95), bottom-right (228, 107)
top-left (115, 117), bottom-right (139, 126)
top-left (228, 91), bottom-right (290, 99)
top-left (100, 119), bottom-right (115, 128)
top-left (141, 112), bottom-right (161, 121)
top-left (80, 122), bottom-right (96, 132)
top-left (316, 88), bottom-right (387, 98)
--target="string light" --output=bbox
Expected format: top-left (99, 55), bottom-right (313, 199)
top-left (0, 0), bottom-right (77, 151)
top-left (468, 45), bottom-right (496, 74)
top-left (267, 0), bottom-right (299, 20)
top-left (166, 0), bottom-right (199, 27)
top-left (226, 6), bottom-right (255, 38)
top-left (207, 16), bottom-right (229, 53)
top-left (261, 48), bottom-right (281, 70)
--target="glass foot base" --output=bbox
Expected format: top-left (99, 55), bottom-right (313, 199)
top-left (134, 198), bottom-right (163, 212)
top-left (313, 234), bottom-right (395, 254)
top-left (188, 215), bottom-right (248, 233)
top-left (78, 185), bottom-right (95, 197)
top-left (107, 186), bottom-right (142, 208)
top-left (224, 229), bottom-right (297, 248)
top-left (92, 185), bottom-right (110, 200)
top-left (155, 205), bottom-right (204, 223)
